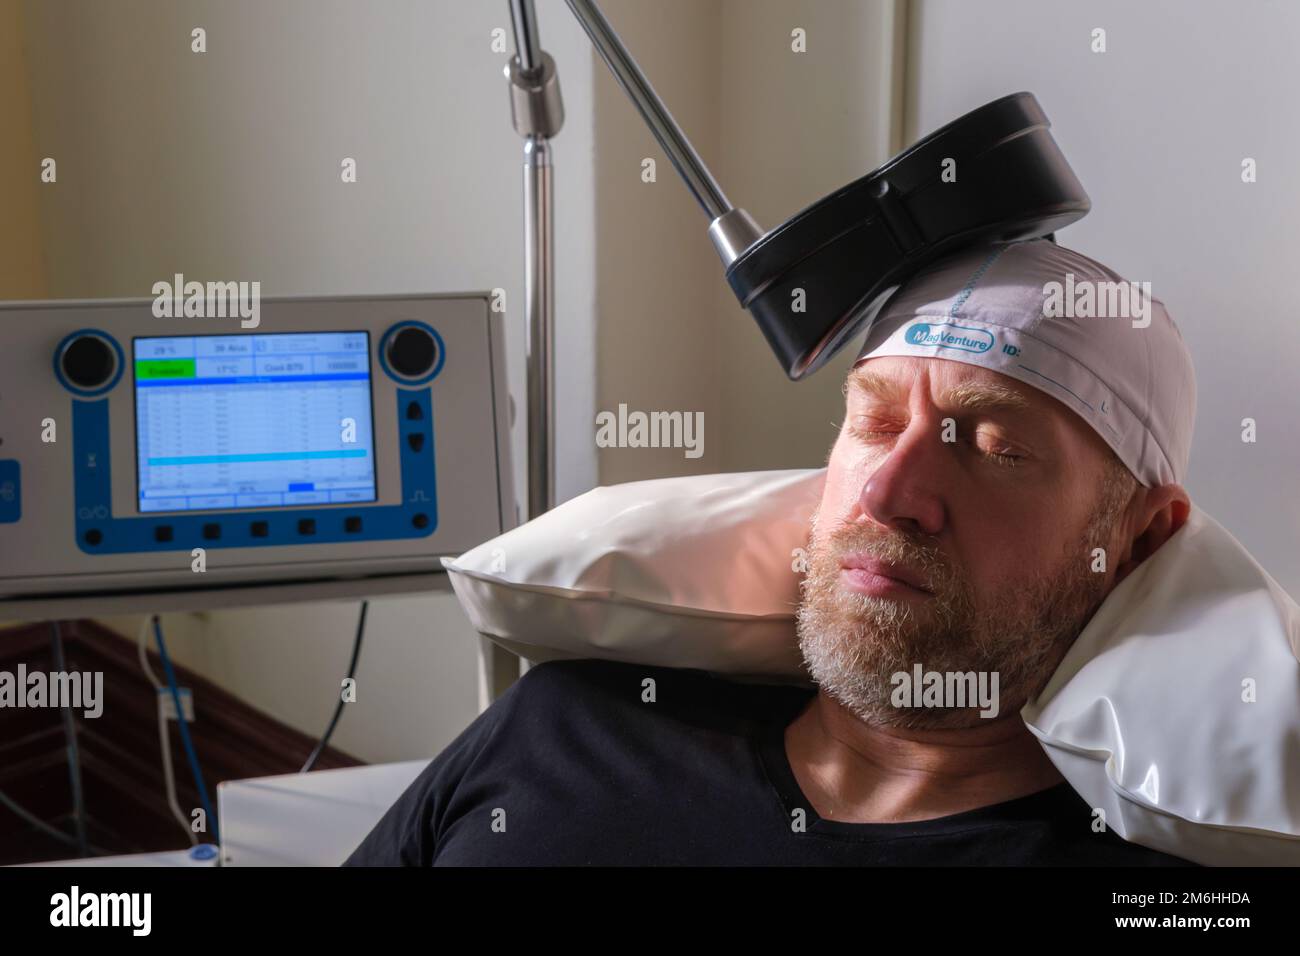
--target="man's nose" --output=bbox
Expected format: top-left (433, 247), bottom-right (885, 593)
top-left (858, 421), bottom-right (946, 537)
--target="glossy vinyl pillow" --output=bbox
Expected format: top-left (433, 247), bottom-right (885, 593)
top-left (1021, 506), bottom-right (1300, 865)
top-left (442, 469), bottom-right (825, 681)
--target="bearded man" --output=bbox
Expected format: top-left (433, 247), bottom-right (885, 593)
top-left (347, 239), bottom-right (1197, 866)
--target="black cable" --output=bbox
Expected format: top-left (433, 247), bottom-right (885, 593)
top-left (48, 621), bottom-right (88, 856)
top-left (0, 790), bottom-right (114, 858)
top-left (0, 788), bottom-right (80, 849)
top-left (301, 601), bottom-right (368, 773)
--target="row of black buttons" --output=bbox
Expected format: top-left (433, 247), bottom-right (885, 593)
top-left (152, 515), bottom-right (366, 543)
top-left (81, 511), bottom-right (432, 548)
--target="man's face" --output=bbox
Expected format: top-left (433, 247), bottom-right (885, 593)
top-left (797, 355), bottom-right (1134, 729)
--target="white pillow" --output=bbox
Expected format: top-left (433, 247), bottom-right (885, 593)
top-left (443, 469), bottom-right (823, 681)
top-left (442, 469), bottom-right (1300, 865)
top-left (1021, 506), bottom-right (1300, 866)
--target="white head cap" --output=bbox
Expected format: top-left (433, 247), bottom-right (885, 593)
top-left (854, 239), bottom-right (1196, 488)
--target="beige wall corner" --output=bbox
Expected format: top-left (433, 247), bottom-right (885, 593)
top-left (0, 0), bottom-right (49, 298)
top-left (713, 0), bottom-right (907, 473)
top-left (592, 0), bottom-right (909, 481)
top-left (592, 0), bottom-right (725, 485)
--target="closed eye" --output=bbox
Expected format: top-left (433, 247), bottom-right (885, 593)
top-left (982, 448), bottom-right (1023, 467)
top-left (849, 419), bottom-right (1027, 467)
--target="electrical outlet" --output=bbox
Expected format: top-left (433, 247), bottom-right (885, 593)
top-left (158, 687), bottom-right (195, 723)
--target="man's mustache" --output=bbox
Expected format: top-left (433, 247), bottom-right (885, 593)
top-left (824, 523), bottom-right (951, 582)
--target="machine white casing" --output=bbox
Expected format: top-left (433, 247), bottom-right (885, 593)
top-left (0, 294), bottom-right (516, 618)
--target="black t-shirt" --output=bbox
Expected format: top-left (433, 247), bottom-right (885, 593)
top-left (344, 658), bottom-right (1195, 866)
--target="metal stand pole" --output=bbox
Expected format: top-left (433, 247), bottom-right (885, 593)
top-left (486, 0), bottom-right (762, 702)
top-left (505, 0), bottom-right (764, 527)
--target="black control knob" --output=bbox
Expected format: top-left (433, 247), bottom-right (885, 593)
top-left (60, 334), bottom-right (117, 390)
top-left (386, 326), bottom-right (438, 379)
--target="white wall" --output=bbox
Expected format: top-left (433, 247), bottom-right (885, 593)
top-left (906, 0), bottom-right (1300, 598)
top-left (18, 0), bottom-right (597, 763)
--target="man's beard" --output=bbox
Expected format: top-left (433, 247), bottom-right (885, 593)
top-left (796, 482), bottom-right (1129, 730)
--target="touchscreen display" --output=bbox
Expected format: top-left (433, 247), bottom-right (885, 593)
top-left (133, 332), bottom-right (377, 513)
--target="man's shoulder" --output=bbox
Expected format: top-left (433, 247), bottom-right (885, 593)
top-left (1039, 784), bottom-right (1201, 867)
top-left (513, 656), bottom-right (655, 691)
top-left (515, 656), bottom-right (810, 696)
top-left (506, 657), bottom-right (812, 730)
top-left (508, 657), bottom-right (720, 713)
top-left (1078, 828), bottom-right (1200, 867)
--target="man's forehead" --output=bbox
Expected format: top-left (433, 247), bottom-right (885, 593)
top-left (847, 356), bottom-right (1038, 413)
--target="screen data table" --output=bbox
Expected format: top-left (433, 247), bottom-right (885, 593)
top-left (133, 333), bottom-right (377, 514)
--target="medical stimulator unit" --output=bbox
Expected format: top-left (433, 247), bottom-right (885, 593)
top-left (0, 294), bottom-right (514, 611)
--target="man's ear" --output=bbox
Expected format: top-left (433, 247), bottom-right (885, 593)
top-left (1113, 484), bottom-right (1192, 585)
